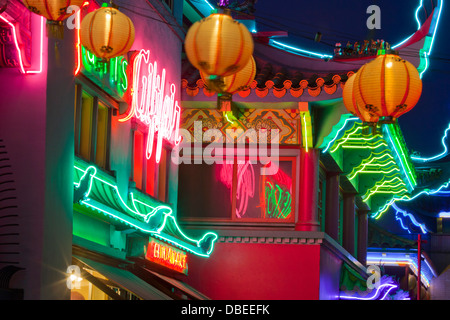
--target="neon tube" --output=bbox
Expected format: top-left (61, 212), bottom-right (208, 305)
top-left (75, 2), bottom-right (90, 75)
top-left (393, 203), bottom-right (428, 234)
top-left (118, 49), bottom-right (182, 163)
top-left (372, 178), bottom-right (450, 219)
top-left (340, 283), bottom-right (398, 300)
top-left (321, 117), bottom-right (359, 154)
top-left (74, 164), bottom-right (218, 257)
top-left (411, 123), bottom-right (450, 162)
top-left (0, 14), bottom-right (44, 74)
top-left (385, 125), bottom-right (416, 190)
top-left (270, 39), bottom-right (333, 59)
top-left (26, 16), bottom-right (44, 74)
top-left (302, 113), bottom-right (309, 152)
top-left (0, 14), bottom-right (25, 73)
top-left (392, 0), bottom-right (443, 78)
top-left (366, 256), bottom-right (432, 287)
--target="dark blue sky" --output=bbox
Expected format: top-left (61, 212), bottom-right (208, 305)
top-left (253, 0), bottom-right (450, 157)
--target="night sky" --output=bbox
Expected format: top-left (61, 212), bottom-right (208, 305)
top-left (253, 0), bottom-right (450, 157)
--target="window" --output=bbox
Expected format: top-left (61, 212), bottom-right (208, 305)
top-left (178, 157), bottom-right (297, 223)
top-left (74, 84), bottom-right (111, 170)
top-left (132, 130), bottom-right (170, 202)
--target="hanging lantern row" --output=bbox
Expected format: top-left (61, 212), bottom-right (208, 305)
top-left (21, 1), bottom-right (135, 60)
top-left (343, 50), bottom-right (422, 126)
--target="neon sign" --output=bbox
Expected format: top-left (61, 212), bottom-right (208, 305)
top-left (0, 14), bottom-right (44, 74)
top-left (80, 46), bottom-right (129, 98)
top-left (146, 238), bottom-right (188, 274)
top-left (74, 162), bottom-right (218, 257)
top-left (119, 49), bottom-right (181, 163)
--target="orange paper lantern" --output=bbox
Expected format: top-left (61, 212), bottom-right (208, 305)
top-left (184, 10), bottom-right (254, 77)
top-left (80, 5), bottom-right (135, 60)
top-left (343, 73), bottom-right (379, 123)
top-left (21, 0), bottom-right (86, 22)
top-left (350, 53), bottom-right (422, 123)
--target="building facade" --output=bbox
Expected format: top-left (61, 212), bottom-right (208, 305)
top-left (0, 0), bottom-right (446, 300)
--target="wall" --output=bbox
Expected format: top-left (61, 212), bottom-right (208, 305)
top-left (0, 14), bottom-right (74, 299)
top-left (186, 242), bottom-right (321, 300)
top-left (319, 246), bottom-right (342, 300)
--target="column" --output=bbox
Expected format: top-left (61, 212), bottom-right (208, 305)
top-left (295, 148), bottom-right (320, 231)
top-left (342, 193), bottom-right (356, 256)
top-left (324, 173), bottom-right (340, 241)
top-left (357, 209), bottom-right (369, 266)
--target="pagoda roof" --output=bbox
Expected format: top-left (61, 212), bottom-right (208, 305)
top-left (181, 1), bottom-right (442, 103)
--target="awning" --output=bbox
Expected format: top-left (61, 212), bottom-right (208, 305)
top-left (73, 255), bottom-right (172, 300)
top-left (142, 267), bottom-right (210, 300)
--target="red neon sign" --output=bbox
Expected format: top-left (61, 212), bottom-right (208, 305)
top-left (146, 239), bottom-right (188, 274)
top-left (119, 49), bottom-right (181, 163)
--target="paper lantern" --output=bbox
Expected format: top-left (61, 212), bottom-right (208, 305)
top-left (80, 5), bottom-right (135, 60)
top-left (184, 10), bottom-right (254, 77)
top-left (200, 56), bottom-right (256, 95)
top-left (343, 73), bottom-right (379, 123)
top-left (351, 53), bottom-right (422, 123)
top-left (21, 0), bottom-right (86, 22)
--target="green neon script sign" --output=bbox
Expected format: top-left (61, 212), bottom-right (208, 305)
top-left (81, 46), bottom-right (129, 99)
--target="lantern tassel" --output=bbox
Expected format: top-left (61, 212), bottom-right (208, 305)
top-left (46, 21), bottom-right (64, 40)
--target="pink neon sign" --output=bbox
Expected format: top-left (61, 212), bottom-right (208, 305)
top-left (119, 49), bottom-right (181, 163)
top-left (0, 14), bottom-right (44, 74)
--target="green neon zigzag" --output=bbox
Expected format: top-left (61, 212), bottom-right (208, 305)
top-left (363, 175), bottom-right (408, 202)
top-left (73, 165), bottom-right (218, 257)
top-left (347, 151), bottom-right (399, 180)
